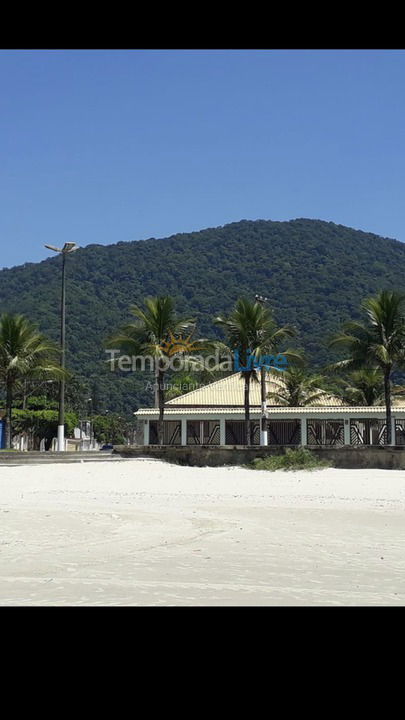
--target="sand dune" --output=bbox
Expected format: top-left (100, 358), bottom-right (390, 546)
top-left (0, 459), bottom-right (404, 606)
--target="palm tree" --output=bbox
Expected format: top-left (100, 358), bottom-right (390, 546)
top-left (214, 297), bottom-right (297, 445)
top-left (106, 296), bottom-right (196, 445)
top-left (267, 366), bottom-right (330, 406)
top-left (0, 313), bottom-right (64, 449)
top-left (334, 368), bottom-right (385, 407)
top-left (329, 290), bottom-right (405, 444)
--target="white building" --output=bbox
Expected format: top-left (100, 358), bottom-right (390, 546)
top-left (135, 371), bottom-right (405, 447)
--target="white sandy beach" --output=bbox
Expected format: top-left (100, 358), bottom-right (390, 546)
top-left (0, 459), bottom-right (405, 606)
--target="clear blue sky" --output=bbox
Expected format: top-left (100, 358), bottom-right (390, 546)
top-left (1, 49), bottom-right (405, 269)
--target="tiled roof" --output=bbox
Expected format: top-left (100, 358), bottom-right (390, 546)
top-left (134, 369), bottom-right (405, 416)
top-left (135, 405), bottom-right (405, 417)
top-left (266, 406), bottom-right (405, 415)
top-left (135, 407), bottom-right (262, 416)
top-left (165, 369), bottom-right (342, 407)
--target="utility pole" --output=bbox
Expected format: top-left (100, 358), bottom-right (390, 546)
top-left (44, 242), bottom-right (78, 451)
top-left (255, 294), bottom-right (270, 447)
top-left (59, 249), bottom-right (66, 451)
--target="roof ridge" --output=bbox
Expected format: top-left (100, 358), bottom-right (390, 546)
top-left (166, 370), bottom-right (248, 405)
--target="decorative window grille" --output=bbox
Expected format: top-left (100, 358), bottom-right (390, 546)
top-left (395, 419), bottom-right (405, 445)
top-left (350, 419), bottom-right (387, 445)
top-left (187, 420), bottom-right (201, 444)
top-left (225, 420), bottom-right (260, 445)
top-left (202, 421), bottom-right (220, 445)
top-left (307, 419), bottom-right (344, 446)
top-left (149, 420), bottom-right (181, 445)
top-left (267, 420), bottom-right (301, 445)
top-left (187, 420), bottom-right (220, 445)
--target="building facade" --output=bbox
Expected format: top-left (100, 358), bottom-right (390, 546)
top-left (134, 371), bottom-right (405, 447)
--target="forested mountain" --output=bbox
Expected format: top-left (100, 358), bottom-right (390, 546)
top-left (1, 218), bottom-right (405, 415)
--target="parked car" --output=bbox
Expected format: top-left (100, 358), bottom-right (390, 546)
top-left (100, 443), bottom-right (113, 451)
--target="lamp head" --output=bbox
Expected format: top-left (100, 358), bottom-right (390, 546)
top-left (44, 244), bottom-right (62, 253)
top-left (62, 242), bottom-right (78, 253)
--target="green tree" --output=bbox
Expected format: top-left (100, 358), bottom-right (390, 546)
top-left (267, 366), bottom-right (329, 406)
top-left (0, 313), bottom-right (64, 449)
top-left (329, 290), bottom-right (405, 443)
top-left (12, 409), bottom-right (78, 450)
top-left (4, 218), bottom-right (405, 413)
top-left (214, 297), bottom-right (297, 445)
top-left (91, 413), bottom-right (130, 445)
top-left (106, 296), bottom-right (196, 444)
top-left (164, 372), bottom-right (201, 400)
top-left (333, 368), bottom-right (384, 406)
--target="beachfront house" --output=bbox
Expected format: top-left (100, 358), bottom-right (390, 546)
top-left (134, 370), bottom-right (405, 447)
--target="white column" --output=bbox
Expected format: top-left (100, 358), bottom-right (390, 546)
top-left (181, 418), bottom-right (187, 446)
top-left (344, 419), bottom-right (351, 446)
top-left (57, 425), bottom-right (65, 452)
top-left (144, 420), bottom-right (150, 446)
top-left (300, 417), bottom-right (307, 446)
top-left (391, 416), bottom-right (396, 446)
top-left (220, 417), bottom-right (226, 446)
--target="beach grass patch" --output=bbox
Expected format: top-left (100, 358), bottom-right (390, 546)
top-left (247, 448), bottom-right (330, 472)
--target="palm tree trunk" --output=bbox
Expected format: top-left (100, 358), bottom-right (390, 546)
top-left (158, 366), bottom-right (165, 445)
top-left (154, 359), bottom-right (159, 408)
top-left (244, 372), bottom-right (251, 445)
top-left (260, 365), bottom-right (267, 444)
top-left (5, 377), bottom-right (13, 449)
top-left (384, 365), bottom-right (392, 445)
top-left (154, 359), bottom-right (163, 445)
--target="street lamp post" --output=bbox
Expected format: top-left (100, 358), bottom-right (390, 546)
top-left (255, 294), bottom-right (270, 447)
top-left (44, 242), bottom-right (78, 451)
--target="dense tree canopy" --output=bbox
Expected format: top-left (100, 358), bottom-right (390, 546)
top-left (0, 313), bottom-right (64, 447)
top-left (2, 218), bottom-right (405, 414)
top-left (329, 290), bottom-right (405, 443)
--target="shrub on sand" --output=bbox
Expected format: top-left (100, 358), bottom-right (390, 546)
top-left (248, 448), bottom-right (330, 472)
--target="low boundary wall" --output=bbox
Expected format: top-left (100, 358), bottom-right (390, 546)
top-left (114, 444), bottom-right (405, 469)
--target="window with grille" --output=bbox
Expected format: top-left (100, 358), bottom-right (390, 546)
top-left (187, 420), bottom-right (201, 444)
top-left (187, 420), bottom-right (220, 445)
top-left (267, 420), bottom-right (301, 445)
top-left (307, 419), bottom-right (344, 446)
top-left (202, 421), bottom-right (220, 445)
top-left (225, 420), bottom-right (260, 445)
top-left (350, 419), bottom-right (387, 445)
top-left (149, 420), bottom-right (181, 445)
top-left (395, 419), bottom-right (405, 445)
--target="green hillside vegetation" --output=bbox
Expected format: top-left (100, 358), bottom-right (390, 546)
top-left (1, 218), bottom-right (405, 414)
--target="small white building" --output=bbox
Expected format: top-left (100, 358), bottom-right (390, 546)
top-left (135, 370), bottom-right (405, 447)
